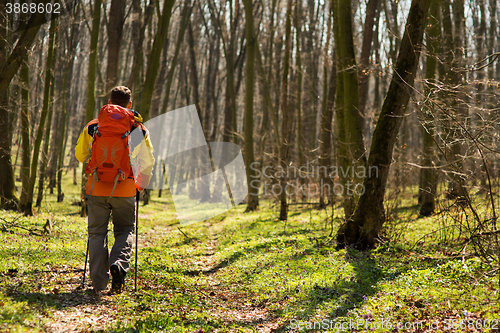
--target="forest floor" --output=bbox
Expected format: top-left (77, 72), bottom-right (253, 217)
top-left (1, 177), bottom-right (500, 332)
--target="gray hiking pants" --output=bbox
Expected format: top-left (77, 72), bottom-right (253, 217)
top-left (87, 195), bottom-right (135, 291)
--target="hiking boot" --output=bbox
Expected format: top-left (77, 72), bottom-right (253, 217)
top-left (110, 264), bottom-right (125, 293)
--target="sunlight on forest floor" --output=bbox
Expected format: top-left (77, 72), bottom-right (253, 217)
top-left (1, 173), bottom-right (500, 332)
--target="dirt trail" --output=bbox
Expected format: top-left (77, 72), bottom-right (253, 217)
top-left (181, 236), bottom-right (281, 333)
top-left (43, 223), bottom-right (281, 332)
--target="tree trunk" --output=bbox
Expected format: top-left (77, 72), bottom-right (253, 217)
top-left (0, 1), bottom-right (18, 210)
top-left (333, 0), bottom-right (366, 220)
top-left (150, 28), bottom-right (169, 120)
top-left (19, 57), bottom-right (31, 212)
top-left (319, 3), bottom-right (334, 209)
top-left (24, 17), bottom-right (57, 215)
top-left (419, 0), bottom-right (439, 216)
top-left (358, 0), bottom-right (379, 137)
top-left (57, 21), bottom-right (79, 202)
top-left (139, 0), bottom-right (176, 121)
top-left (46, 34), bottom-right (63, 195)
top-left (336, 0), bottom-right (431, 249)
top-left (106, 0), bottom-right (126, 95)
top-left (206, 35), bottom-right (220, 141)
top-left (441, 0), bottom-right (467, 202)
top-left (242, 0), bottom-right (259, 212)
top-left (294, 0), bottom-right (303, 168)
top-left (187, 20), bottom-right (201, 120)
top-left (127, 0), bottom-right (155, 89)
top-left (81, 0), bottom-right (102, 217)
top-left (160, 0), bottom-right (191, 115)
top-left (36, 34), bottom-right (58, 207)
top-left (278, 0), bottom-right (293, 221)
top-left (0, 1), bottom-right (50, 93)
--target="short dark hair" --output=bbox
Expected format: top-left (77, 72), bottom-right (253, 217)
top-left (110, 86), bottom-right (132, 108)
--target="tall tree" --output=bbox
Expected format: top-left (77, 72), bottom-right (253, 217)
top-left (187, 19), bottom-right (201, 120)
top-left (242, 0), bottom-right (259, 211)
top-left (207, 0), bottom-right (242, 144)
top-left (419, 0), bottom-right (440, 216)
top-left (19, 57), bottom-right (31, 213)
top-left (319, 5), bottom-right (336, 209)
top-left (441, 0), bottom-right (467, 202)
top-left (81, 0), bottom-right (103, 216)
top-left (337, 0), bottom-right (431, 249)
top-left (139, 0), bottom-right (176, 121)
top-left (106, 0), bottom-right (126, 94)
top-left (24, 17), bottom-right (57, 215)
top-left (358, 0), bottom-right (379, 136)
top-left (36, 27), bottom-right (58, 207)
top-left (58, 11), bottom-right (81, 202)
top-left (127, 0), bottom-right (155, 89)
top-left (159, 0), bottom-right (192, 115)
top-left (0, 0), bottom-right (51, 93)
top-left (0, 0), bottom-right (18, 209)
top-left (294, 0), bottom-right (303, 168)
top-left (278, 0), bottom-right (293, 220)
top-left (333, 0), bottom-right (366, 220)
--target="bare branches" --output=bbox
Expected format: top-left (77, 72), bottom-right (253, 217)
top-left (0, 216), bottom-right (50, 236)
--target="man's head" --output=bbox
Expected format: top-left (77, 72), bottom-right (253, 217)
top-left (109, 86), bottom-right (132, 108)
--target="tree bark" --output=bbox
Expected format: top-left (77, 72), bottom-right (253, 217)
top-left (36, 47), bottom-right (57, 207)
top-left (160, 0), bottom-right (192, 115)
top-left (0, 1), bottom-right (18, 210)
top-left (441, 0), bottom-right (467, 202)
top-left (19, 57), bottom-right (31, 212)
top-left (333, 0), bottom-right (366, 220)
top-left (24, 17), bottom-right (57, 215)
top-left (106, 0), bottom-right (126, 95)
top-left (139, 0), bottom-right (176, 121)
top-left (36, 29), bottom-right (58, 207)
top-left (127, 0), bottom-right (155, 89)
top-left (319, 3), bottom-right (334, 209)
top-left (358, 0), bottom-right (379, 137)
top-left (336, 0), bottom-right (431, 249)
top-left (0, 1), bottom-right (51, 93)
top-left (57, 20), bottom-right (79, 202)
top-left (294, 0), bottom-right (303, 168)
top-left (419, 0), bottom-right (439, 216)
top-left (242, 0), bottom-right (259, 212)
top-left (278, 0), bottom-right (293, 220)
top-left (81, 0), bottom-right (102, 217)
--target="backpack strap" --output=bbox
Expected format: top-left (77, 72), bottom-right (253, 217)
top-left (83, 123), bottom-right (99, 165)
top-left (109, 170), bottom-right (123, 198)
top-left (89, 167), bottom-right (99, 196)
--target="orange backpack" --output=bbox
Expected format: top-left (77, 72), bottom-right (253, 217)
top-left (86, 104), bottom-right (137, 196)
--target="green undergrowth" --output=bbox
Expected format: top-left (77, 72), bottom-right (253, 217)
top-left (1, 187), bottom-right (499, 332)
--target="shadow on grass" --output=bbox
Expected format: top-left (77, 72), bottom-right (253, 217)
top-left (272, 248), bottom-right (401, 332)
top-left (109, 309), bottom-right (277, 332)
top-left (4, 287), bottom-right (106, 310)
top-left (182, 236), bottom-right (299, 276)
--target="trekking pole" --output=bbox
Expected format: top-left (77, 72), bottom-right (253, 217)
top-left (134, 190), bottom-right (140, 292)
top-left (81, 238), bottom-right (89, 288)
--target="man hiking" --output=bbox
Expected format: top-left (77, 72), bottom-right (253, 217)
top-left (75, 86), bottom-right (154, 294)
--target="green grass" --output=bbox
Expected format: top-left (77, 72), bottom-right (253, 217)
top-left (1, 176), bottom-right (500, 331)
